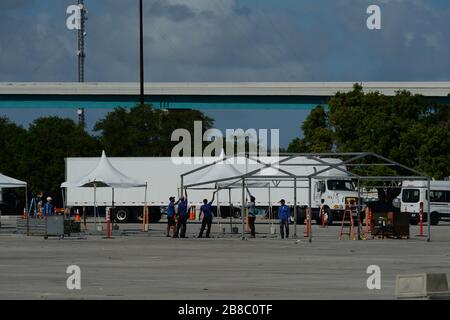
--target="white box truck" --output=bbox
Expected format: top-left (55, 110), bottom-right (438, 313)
top-left (400, 180), bottom-right (450, 225)
top-left (65, 156), bottom-right (361, 224)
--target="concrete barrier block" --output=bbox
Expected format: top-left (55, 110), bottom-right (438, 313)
top-left (396, 273), bottom-right (449, 299)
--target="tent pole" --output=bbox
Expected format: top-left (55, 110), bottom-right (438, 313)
top-left (229, 188), bottom-right (232, 233)
top-left (25, 185), bottom-right (29, 236)
top-left (94, 184), bottom-right (97, 227)
top-left (294, 178), bottom-right (297, 238)
top-left (25, 185), bottom-right (29, 216)
top-left (180, 177), bottom-right (184, 197)
top-left (357, 179), bottom-right (361, 240)
top-left (308, 177), bottom-right (312, 243)
top-left (241, 178), bottom-right (246, 240)
top-left (112, 187), bottom-right (115, 230)
top-left (61, 188), bottom-right (66, 211)
top-left (144, 183), bottom-right (149, 232)
top-left (216, 185), bottom-right (221, 234)
top-left (269, 183), bottom-right (272, 233)
top-left (427, 178), bottom-right (431, 242)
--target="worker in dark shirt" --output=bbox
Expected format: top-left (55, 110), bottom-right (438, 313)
top-left (174, 195), bottom-right (189, 238)
top-left (198, 192), bottom-right (216, 238)
top-left (166, 197), bottom-right (179, 237)
top-left (246, 188), bottom-right (257, 238)
top-left (278, 199), bottom-right (290, 239)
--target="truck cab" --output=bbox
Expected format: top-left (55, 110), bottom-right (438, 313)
top-left (313, 179), bottom-right (360, 225)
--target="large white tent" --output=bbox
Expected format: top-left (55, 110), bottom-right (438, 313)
top-left (0, 173), bottom-right (27, 224)
top-left (183, 157), bottom-right (244, 189)
top-left (61, 151), bottom-right (146, 189)
top-left (0, 173), bottom-right (27, 188)
top-left (61, 151), bottom-right (147, 227)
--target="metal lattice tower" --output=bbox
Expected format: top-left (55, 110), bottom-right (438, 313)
top-left (77, 0), bottom-right (87, 83)
top-left (77, 0), bottom-right (87, 126)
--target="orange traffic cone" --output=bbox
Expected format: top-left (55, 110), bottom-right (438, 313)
top-left (22, 208), bottom-right (27, 220)
top-left (75, 209), bottom-right (81, 222)
top-left (189, 207), bottom-right (196, 220)
top-left (245, 209), bottom-right (251, 233)
top-left (305, 208), bottom-right (310, 237)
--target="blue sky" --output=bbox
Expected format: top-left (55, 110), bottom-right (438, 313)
top-left (1, 0), bottom-right (450, 147)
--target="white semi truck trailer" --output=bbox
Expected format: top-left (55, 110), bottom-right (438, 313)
top-left (65, 156), bottom-right (361, 225)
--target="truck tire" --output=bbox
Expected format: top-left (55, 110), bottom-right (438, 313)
top-left (149, 207), bottom-right (162, 223)
top-left (315, 209), bottom-right (321, 225)
top-left (296, 207), bottom-right (306, 225)
top-left (430, 212), bottom-right (440, 226)
top-left (316, 207), bottom-right (333, 226)
top-left (114, 208), bottom-right (130, 223)
top-left (132, 207), bottom-right (162, 223)
top-left (134, 208), bottom-right (144, 223)
top-left (326, 208), bottom-right (334, 226)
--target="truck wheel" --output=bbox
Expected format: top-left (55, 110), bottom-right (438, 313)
top-left (149, 207), bottom-right (162, 223)
top-left (114, 208), bottom-right (130, 223)
top-left (134, 209), bottom-right (144, 223)
top-left (315, 210), bottom-right (321, 225)
top-left (317, 207), bottom-right (333, 226)
top-left (326, 209), bottom-right (334, 226)
top-left (430, 213), bottom-right (440, 226)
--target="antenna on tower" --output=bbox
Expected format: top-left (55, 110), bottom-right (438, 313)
top-left (77, 0), bottom-right (87, 127)
top-left (77, 0), bottom-right (87, 83)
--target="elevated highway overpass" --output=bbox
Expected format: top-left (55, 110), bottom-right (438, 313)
top-left (0, 82), bottom-right (449, 110)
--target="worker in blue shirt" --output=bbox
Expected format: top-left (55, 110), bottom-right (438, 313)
top-left (42, 197), bottom-right (55, 217)
top-left (166, 197), bottom-right (179, 237)
top-left (198, 192), bottom-right (216, 238)
top-left (174, 194), bottom-right (189, 238)
top-left (278, 199), bottom-right (290, 239)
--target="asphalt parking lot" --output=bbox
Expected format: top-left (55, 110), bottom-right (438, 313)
top-left (0, 216), bottom-right (449, 300)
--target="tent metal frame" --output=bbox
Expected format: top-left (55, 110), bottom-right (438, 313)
top-left (181, 152), bottom-right (432, 242)
top-left (0, 175), bottom-right (28, 234)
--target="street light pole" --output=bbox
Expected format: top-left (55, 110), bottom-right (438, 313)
top-left (139, 0), bottom-right (145, 106)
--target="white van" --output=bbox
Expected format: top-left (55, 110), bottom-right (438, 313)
top-left (400, 180), bottom-right (450, 225)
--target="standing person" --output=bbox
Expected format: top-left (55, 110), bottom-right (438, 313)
top-left (42, 197), bottom-right (55, 217)
top-left (246, 189), bottom-right (257, 238)
top-left (198, 192), bottom-right (216, 238)
top-left (82, 206), bottom-right (88, 230)
top-left (174, 195), bottom-right (189, 238)
top-left (278, 199), bottom-right (290, 239)
top-left (166, 197), bottom-right (178, 237)
top-left (36, 192), bottom-right (44, 219)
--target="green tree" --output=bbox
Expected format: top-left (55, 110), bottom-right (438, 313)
top-left (288, 84), bottom-right (450, 202)
top-left (22, 117), bottom-right (101, 195)
top-left (0, 117), bottom-right (27, 177)
top-left (287, 105), bottom-right (333, 153)
top-left (94, 104), bottom-right (214, 157)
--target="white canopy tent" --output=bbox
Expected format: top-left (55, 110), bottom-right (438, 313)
top-left (0, 173), bottom-right (27, 189)
top-left (183, 157), bottom-right (244, 188)
top-left (61, 151), bottom-right (148, 228)
top-left (182, 156), bottom-right (274, 234)
top-left (0, 173), bottom-right (28, 224)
